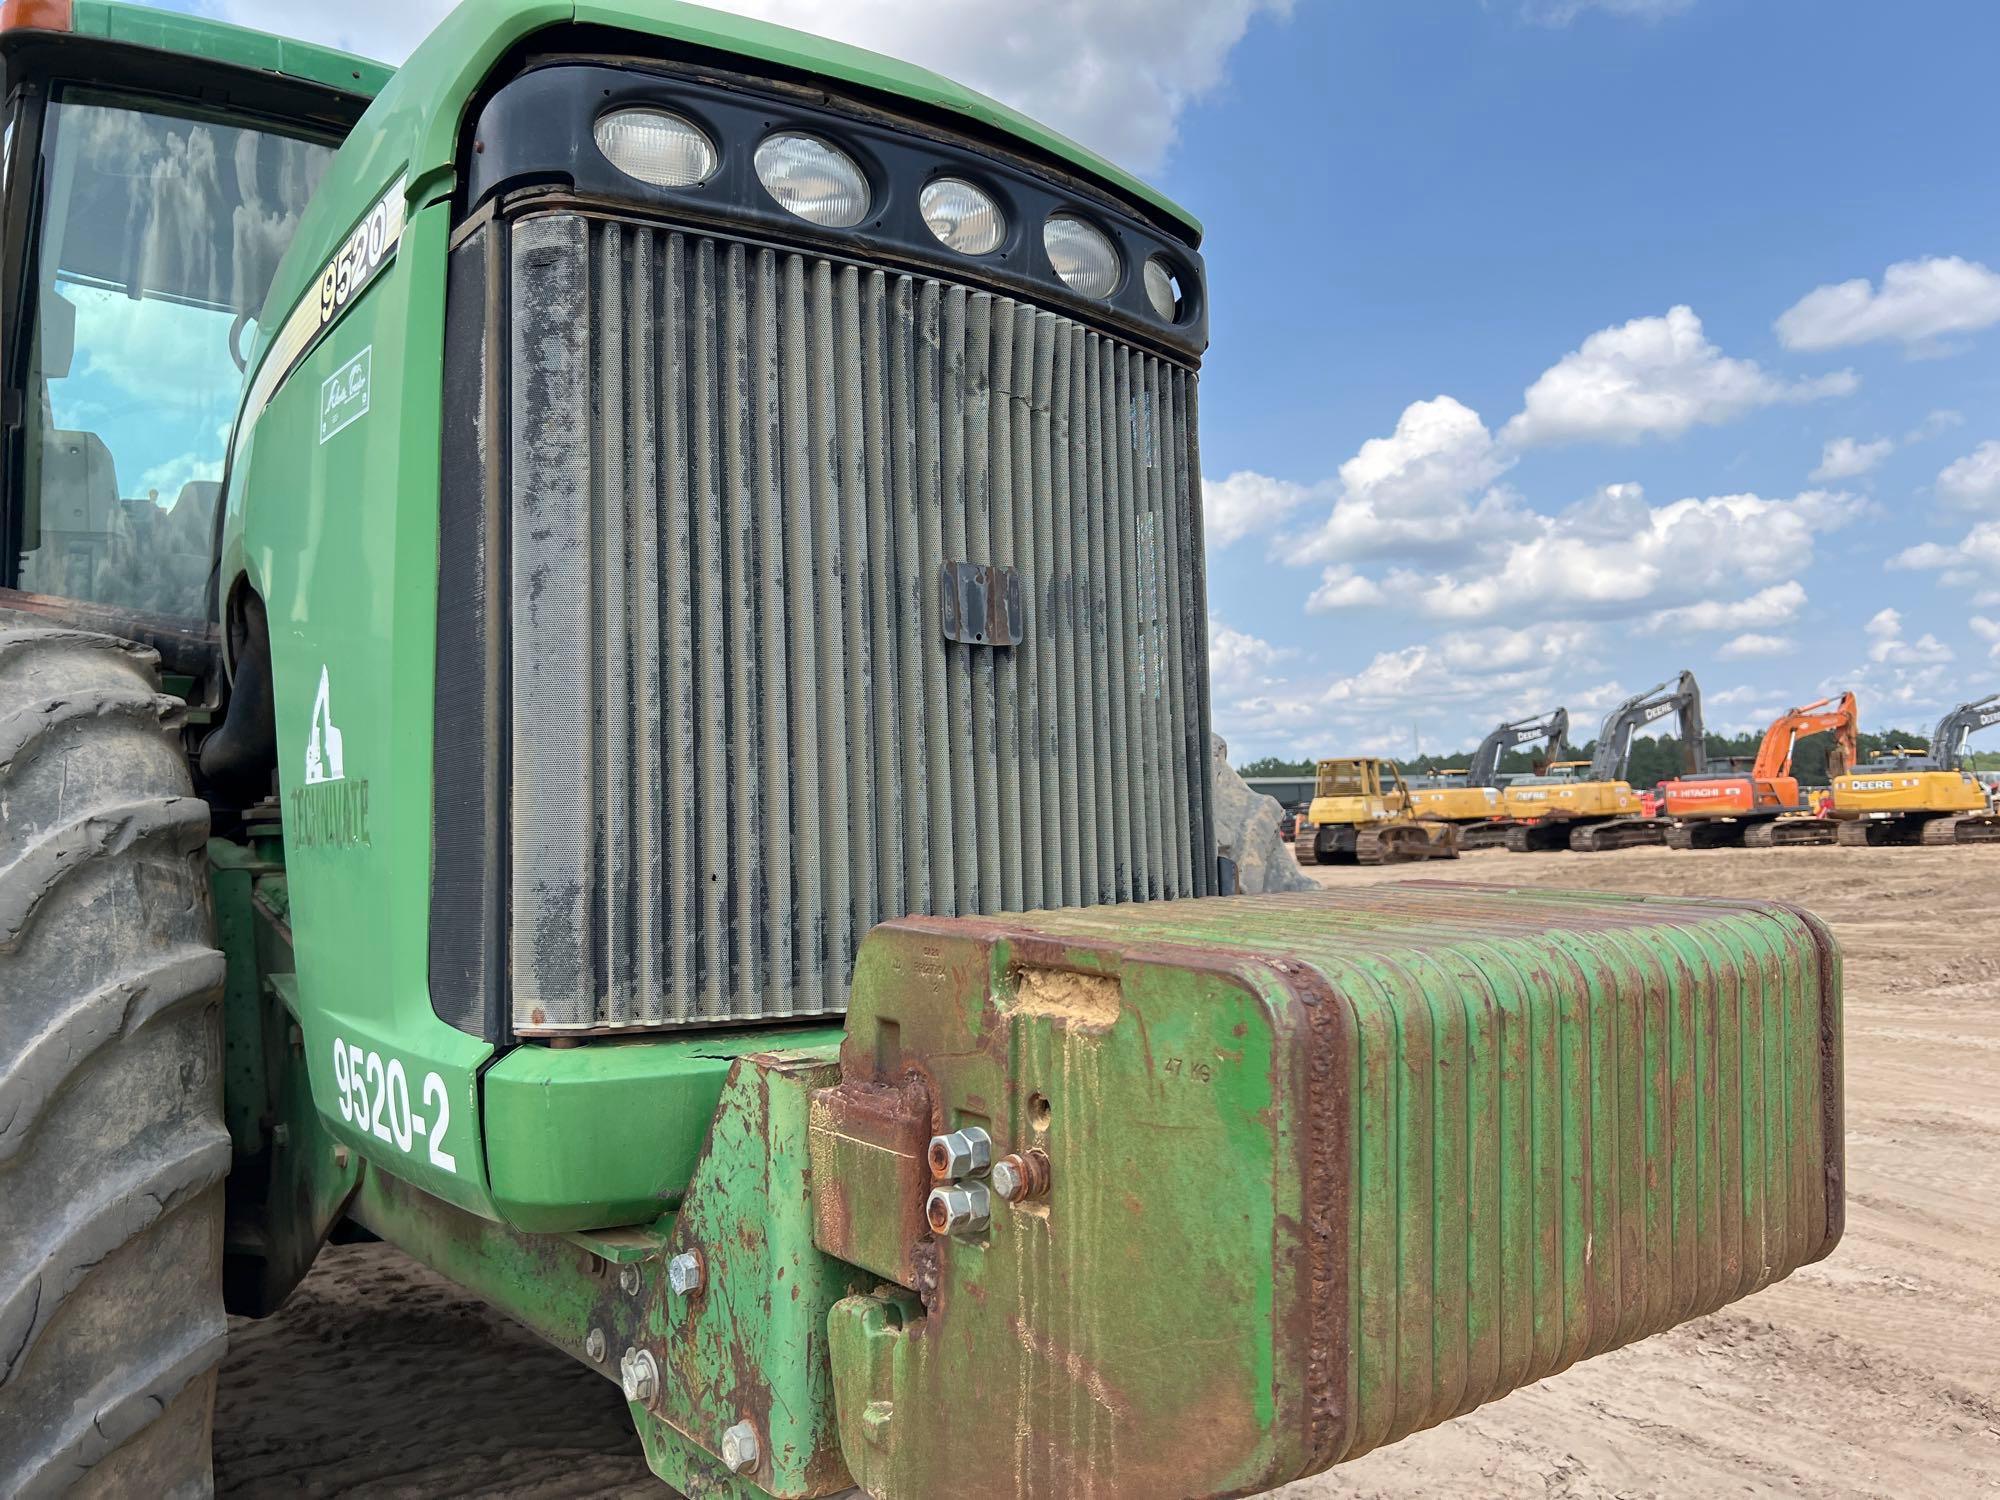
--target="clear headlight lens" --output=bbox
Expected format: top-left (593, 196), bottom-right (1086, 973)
top-left (919, 177), bottom-right (1006, 255)
top-left (754, 132), bottom-right (871, 227)
top-left (1043, 213), bottom-right (1120, 298)
top-left (593, 108), bottom-right (718, 189)
top-left (1144, 256), bottom-right (1184, 320)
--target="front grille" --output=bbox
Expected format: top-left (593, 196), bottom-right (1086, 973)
top-left (438, 208), bottom-right (1212, 1034)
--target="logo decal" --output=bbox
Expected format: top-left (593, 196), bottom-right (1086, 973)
top-left (305, 665), bottom-right (345, 784)
top-left (320, 347), bottom-right (372, 444)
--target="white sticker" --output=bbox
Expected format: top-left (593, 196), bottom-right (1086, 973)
top-left (305, 664), bottom-right (346, 785)
top-left (319, 345), bottom-right (372, 444)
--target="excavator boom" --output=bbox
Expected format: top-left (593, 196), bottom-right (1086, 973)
top-left (1589, 671), bottom-right (1704, 783)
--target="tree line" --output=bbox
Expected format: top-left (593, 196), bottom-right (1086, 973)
top-left (1236, 727), bottom-right (1983, 791)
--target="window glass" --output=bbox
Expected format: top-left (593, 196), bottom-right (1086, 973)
top-left (14, 91), bottom-right (333, 617)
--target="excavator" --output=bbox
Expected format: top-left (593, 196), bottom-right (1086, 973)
top-left (1503, 671), bottom-right (1702, 852)
top-left (1295, 757), bottom-right (1462, 865)
top-left (1661, 692), bottom-right (1857, 848)
top-left (1832, 692), bottom-right (2000, 846)
top-left (1414, 708), bottom-right (1570, 849)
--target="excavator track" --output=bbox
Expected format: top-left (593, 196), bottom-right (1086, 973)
top-left (1754, 818), bottom-right (1838, 848)
top-left (1568, 817), bottom-right (1673, 853)
top-left (1457, 822), bottom-right (1515, 851)
top-left (1921, 813), bottom-right (2000, 846)
top-left (1503, 821), bottom-right (1572, 854)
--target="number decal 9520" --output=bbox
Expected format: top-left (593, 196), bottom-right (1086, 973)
top-left (330, 1036), bottom-right (456, 1173)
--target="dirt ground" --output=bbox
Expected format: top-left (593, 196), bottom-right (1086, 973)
top-left (214, 845), bottom-right (2000, 1498)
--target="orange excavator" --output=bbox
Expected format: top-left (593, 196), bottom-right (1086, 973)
top-left (1660, 691), bottom-right (1858, 848)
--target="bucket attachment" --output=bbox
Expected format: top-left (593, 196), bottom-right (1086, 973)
top-left (811, 884), bottom-right (1842, 1500)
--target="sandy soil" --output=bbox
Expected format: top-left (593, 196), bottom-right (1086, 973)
top-left (214, 845), bottom-right (2000, 1498)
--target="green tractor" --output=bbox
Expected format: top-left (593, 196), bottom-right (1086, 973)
top-left (0, 3), bottom-right (1845, 1496)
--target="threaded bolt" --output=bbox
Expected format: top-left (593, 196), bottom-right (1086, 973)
top-left (585, 1327), bottom-right (607, 1363)
top-left (619, 1347), bottom-right (660, 1407)
top-left (720, 1420), bottom-right (760, 1475)
top-left (619, 1263), bottom-right (642, 1296)
top-left (667, 1251), bottom-right (704, 1297)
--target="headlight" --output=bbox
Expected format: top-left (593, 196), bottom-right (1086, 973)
top-left (919, 177), bottom-right (1005, 255)
top-left (1043, 214), bottom-right (1120, 298)
top-left (1143, 256), bottom-right (1184, 320)
top-left (593, 108), bottom-right (718, 189)
top-left (754, 133), bottom-right (871, 228)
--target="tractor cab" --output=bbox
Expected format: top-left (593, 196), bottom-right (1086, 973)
top-left (1, 6), bottom-right (380, 666)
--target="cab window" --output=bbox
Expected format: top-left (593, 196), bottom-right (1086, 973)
top-left (11, 89), bottom-right (333, 618)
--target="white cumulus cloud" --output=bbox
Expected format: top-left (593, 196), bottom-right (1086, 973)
top-left (1207, 617), bottom-right (1292, 695)
top-left (1295, 396), bottom-right (1526, 565)
top-left (1937, 442), bottom-right (2000, 509)
top-left (1717, 632), bottom-right (1795, 660)
top-left (1812, 436), bottom-right (1893, 481)
top-left (1775, 256), bottom-right (2000, 354)
top-left (1891, 522), bottom-right (2000, 580)
top-left (1383, 489), bottom-right (1861, 625)
top-left (204, 0), bottom-right (1287, 173)
top-left (1504, 305), bottom-right (1856, 447)
top-left (1204, 470), bottom-right (1312, 549)
top-left (1305, 565), bottom-right (1386, 613)
top-left (1522, 0), bottom-right (1695, 22)
top-left (1642, 580), bottom-right (1807, 634)
top-left (1863, 607), bottom-right (1954, 665)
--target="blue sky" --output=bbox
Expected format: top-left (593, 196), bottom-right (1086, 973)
top-left (1168, 0), bottom-right (2000, 759)
top-left (195, 0), bottom-right (2000, 760)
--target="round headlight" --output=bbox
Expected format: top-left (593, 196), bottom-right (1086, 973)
top-left (1043, 214), bottom-right (1120, 298)
top-left (1143, 256), bottom-right (1184, 321)
top-left (754, 133), bottom-right (871, 228)
top-left (919, 177), bottom-right (1005, 256)
top-left (593, 108), bottom-right (718, 189)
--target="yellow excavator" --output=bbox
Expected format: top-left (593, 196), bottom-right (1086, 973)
top-left (1503, 672), bottom-right (1701, 852)
top-left (1831, 692), bottom-right (2000, 846)
top-left (1413, 708), bottom-right (1569, 850)
top-left (1294, 757), bottom-right (1461, 865)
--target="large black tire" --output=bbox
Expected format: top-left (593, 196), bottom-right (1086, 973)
top-left (0, 627), bottom-right (228, 1498)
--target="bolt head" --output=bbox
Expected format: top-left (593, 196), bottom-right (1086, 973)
top-left (619, 1347), bottom-right (660, 1407)
top-left (990, 1156), bottom-right (1023, 1203)
top-left (925, 1181), bottom-right (992, 1237)
top-left (585, 1327), bottom-right (607, 1363)
top-left (720, 1419), bottom-right (761, 1475)
top-left (619, 1263), bottom-right (642, 1296)
top-left (926, 1126), bottom-right (993, 1181)
top-left (667, 1251), bottom-right (704, 1297)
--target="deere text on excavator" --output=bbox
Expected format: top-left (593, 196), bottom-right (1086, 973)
top-left (1661, 692), bottom-right (1856, 849)
top-left (1503, 672), bottom-right (1702, 853)
top-left (1832, 693), bottom-right (2000, 846)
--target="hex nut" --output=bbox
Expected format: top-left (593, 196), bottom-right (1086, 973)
top-left (585, 1327), bottom-right (607, 1363)
top-left (619, 1263), bottom-right (642, 1296)
top-left (619, 1347), bottom-right (661, 1407)
top-left (926, 1125), bottom-right (993, 1181)
top-left (667, 1251), bottom-right (704, 1297)
top-left (925, 1181), bottom-right (992, 1236)
top-left (720, 1419), bottom-right (761, 1475)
